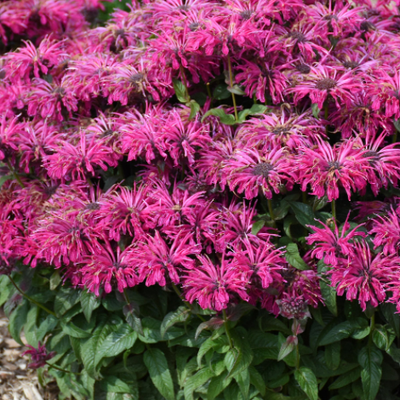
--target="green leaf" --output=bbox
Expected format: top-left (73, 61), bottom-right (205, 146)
top-left (252, 220), bottom-right (265, 235)
top-left (325, 342), bottom-right (340, 370)
top-left (320, 280), bottom-right (337, 316)
top-left (183, 367), bottom-right (214, 400)
top-left (123, 304), bottom-right (143, 336)
top-left (49, 271), bottom-right (62, 291)
top-left (285, 243), bottom-right (309, 271)
top-left (80, 290), bottom-right (101, 323)
top-left (0, 174), bottom-right (14, 188)
top-left (227, 84), bottom-right (245, 95)
top-left (294, 367), bottom-right (318, 400)
top-left (358, 345), bottom-right (383, 400)
top-left (290, 202), bottom-right (315, 228)
top-left (61, 321), bottom-right (92, 339)
top-left (201, 108), bottom-right (236, 125)
top-left (24, 305), bottom-right (39, 347)
top-left (249, 366), bottom-right (266, 397)
top-left (37, 315), bottom-right (58, 342)
top-left (225, 327), bottom-right (253, 379)
top-left (312, 103), bottom-right (321, 118)
top-left (380, 303), bottom-right (400, 337)
top-left (54, 288), bottom-right (80, 316)
top-left (318, 321), bottom-right (354, 346)
top-left (144, 348), bottom-right (175, 400)
top-left (98, 375), bottom-right (137, 395)
top-left (394, 118), bottom-right (400, 132)
top-left (277, 336), bottom-right (297, 361)
top-left (9, 301), bottom-right (29, 345)
top-left (96, 324), bottom-right (137, 364)
top-left (213, 84), bottom-right (231, 100)
top-left (0, 276), bottom-right (12, 307)
top-left (161, 306), bottom-right (190, 338)
top-left (329, 367), bottom-right (361, 390)
top-left (188, 100), bottom-right (200, 119)
top-left (372, 325), bottom-right (390, 351)
top-left (173, 79), bottom-right (189, 103)
top-left (207, 373), bottom-right (231, 400)
top-left (198, 335), bottom-right (227, 367)
top-left (235, 369), bottom-right (250, 400)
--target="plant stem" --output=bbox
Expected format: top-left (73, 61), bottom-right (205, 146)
top-left (227, 54), bottom-right (238, 121)
top-left (331, 199), bottom-right (336, 221)
top-left (222, 309), bottom-right (233, 349)
top-left (206, 82), bottom-right (212, 101)
top-left (295, 342), bottom-right (300, 370)
top-left (172, 283), bottom-right (205, 321)
top-left (8, 275), bottom-right (56, 317)
top-left (393, 131), bottom-right (398, 144)
top-left (6, 161), bottom-right (24, 188)
top-left (302, 191), bottom-right (307, 204)
top-left (179, 64), bottom-right (190, 101)
top-left (46, 362), bottom-right (81, 375)
top-left (324, 102), bottom-right (329, 120)
top-left (267, 198), bottom-right (276, 228)
top-left (369, 311), bottom-right (375, 345)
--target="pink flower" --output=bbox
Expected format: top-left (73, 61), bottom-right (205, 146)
top-left (183, 254), bottom-right (250, 311)
top-left (80, 242), bottom-right (139, 296)
top-left (296, 138), bottom-right (370, 201)
top-left (22, 342), bottom-right (55, 370)
top-left (129, 231), bottom-right (199, 286)
top-left (225, 144), bottom-right (295, 200)
top-left (331, 241), bottom-right (400, 310)
top-left (276, 293), bottom-right (311, 320)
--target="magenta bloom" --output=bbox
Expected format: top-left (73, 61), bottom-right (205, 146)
top-left (296, 138), bottom-right (370, 201)
top-left (276, 293), bottom-right (311, 320)
top-left (307, 216), bottom-right (365, 266)
top-left (331, 241), bottom-right (400, 310)
top-left (225, 144), bottom-right (295, 200)
top-left (80, 242), bottom-right (139, 296)
top-left (287, 64), bottom-right (362, 109)
top-left (129, 231), bottom-right (199, 286)
top-left (22, 342), bottom-right (56, 370)
top-left (183, 255), bottom-right (250, 311)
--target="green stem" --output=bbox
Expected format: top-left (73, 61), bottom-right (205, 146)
top-left (393, 131), bottom-right (398, 144)
top-left (46, 361), bottom-right (81, 375)
top-left (331, 199), bottom-right (336, 221)
top-left (295, 342), bottom-right (300, 370)
top-left (227, 54), bottom-right (238, 122)
top-left (206, 82), bottom-right (212, 102)
top-left (222, 309), bottom-right (233, 349)
top-left (8, 275), bottom-right (56, 317)
top-left (179, 64), bottom-right (190, 101)
top-left (172, 283), bottom-right (205, 322)
top-left (267, 199), bottom-right (276, 228)
top-left (369, 312), bottom-right (375, 345)
top-left (6, 161), bottom-right (24, 188)
top-left (324, 102), bottom-right (329, 120)
top-left (302, 191), bottom-right (307, 204)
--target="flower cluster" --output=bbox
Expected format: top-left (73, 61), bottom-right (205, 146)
top-left (2, 0), bottom-right (400, 323)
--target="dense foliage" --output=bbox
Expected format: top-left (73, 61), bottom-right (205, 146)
top-left (2, 0), bottom-right (400, 399)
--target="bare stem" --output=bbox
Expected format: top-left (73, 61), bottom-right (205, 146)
top-left (6, 161), bottom-right (24, 188)
top-left (227, 54), bottom-right (238, 121)
top-left (46, 362), bottom-right (81, 375)
top-left (267, 199), bottom-right (276, 228)
top-left (331, 199), bottom-right (336, 221)
top-left (8, 275), bottom-right (56, 317)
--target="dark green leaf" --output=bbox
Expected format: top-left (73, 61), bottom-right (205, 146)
top-left (285, 243), bottom-right (309, 271)
top-left (123, 304), bottom-right (143, 336)
top-left (143, 348), bottom-right (175, 400)
top-left (329, 367), bottom-right (361, 390)
top-left (61, 321), bottom-right (92, 339)
top-left (54, 288), bottom-right (80, 316)
top-left (173, 79), bottom-right (189, 103)
top-left (213, 84), bottom-right (231, 100)
top-left (9, 301), bottom-right (29, 345)
top-left (235, 369), bottom-right (250, 400)
top-left (161, 306), bottom-right (190, 338)
top-left (318, 321), bottom-right (354, 346)
top-left (320, 281), bottom-right (337, 316)
top-left (80, 290), bottom-right (101, 323)
top-left (0, 174), bottom-right (14, 188)
top-left (373, 325), bottom-right (390, 351)
top-left (188, 100), bottom-right (200, 119)
top-left (207, 373), bottom-right (231, 400)
top-left (98, 375), bottom-right (137, 395)
top-left (249, 366), bottom-right (266, 397)
top-left (358, 345), bottom-right (383, 400)
top-left (380, 303), bottom-right (400, 337)
top-left (325, 342), bottom-right (340, 370)
top-left (294, 367), bottom-right (318, 400)
top-left (290, 202), bottom-right (315, 228)
top-left (37, 315), bottom-right (58, 342)
top-left (252, 220), bottom-right (265, 235)
top-left (183, 367), bottom-right (214, 400)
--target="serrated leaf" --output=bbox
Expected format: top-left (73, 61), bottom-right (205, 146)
top-left (290, 202), bottom-right (315, 228)
top-left (207, 373), bottom-right (231, 400)
top-left (372, 325), bottom-right (390, 351)
top-left (235, 369), bottom-right (250, 400)
top-left (54, 288), bottom-right (80, 316)
top-left (144, 348), bottom-right (175, 400)
top-left (80, 290), bottom-right (101, 323)
top-left (252, 220), bottom-right (265, 235)
top-left (318, 320), bottom-right (354, 346)
top-left (225, 327), bottom-right (253, 379)
top-left (183, 367), bottom-right (214, 400)
top-left (161, 306), bottom-right (190, 338)
top-left (325, 342), bottom-right (340, 370)
top-left (49, 271), bottom-right (61, 291)
top-left (320, 281), bottom-right (337, 316)
top-left (61, 321), bottom-right (91, 339)
top-left (37, 315), bottom-right (58, 342)
top-left (329, 367), bottom-right (361, 390)
top-left (358, 345), bottom-right (383, 400)
top-left (173, 79), bottom-right (189, 103)
top-left (201, 108), bottom-right (236, 125)
top-left (294, 367), bottom-right (318, 400)
top-left (380, 303), bottom-right (400, 337)
top-left (249, 366), bottom-right (266, 396)
top-left (123, 303), bottom-right (143, 336)
top-left (98, 375), bottom-right (137, 395)
top-left (285, 243), bottom-right (309, 270)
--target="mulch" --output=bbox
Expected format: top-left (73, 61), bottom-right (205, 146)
top-left (0, 308), bottom-right (59, 400)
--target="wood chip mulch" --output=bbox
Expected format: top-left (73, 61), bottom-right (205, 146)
top-left (0, 308), bottom-right (59, 400)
